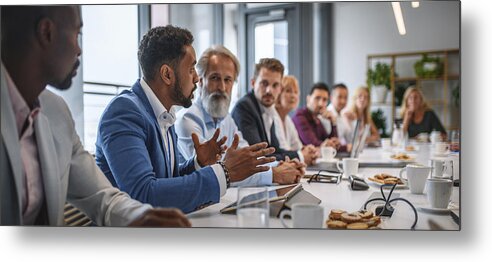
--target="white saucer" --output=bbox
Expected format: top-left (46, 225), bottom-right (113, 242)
top-left (316, 158), bottom-right (338, 164)
top-left (418, 206), bottom-right (451, 214)
top-left (432, 152), bottom-right (450, 157)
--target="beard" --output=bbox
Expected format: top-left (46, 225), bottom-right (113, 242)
top-left (51, 60), bottom-right (80, 90)
top-left (202, 88), bottom-right (231, 119)
top-left (171, 71), bottom-right (195, 108)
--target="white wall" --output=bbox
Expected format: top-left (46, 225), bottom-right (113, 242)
top-left (333, 1), bottom-right (460, 94)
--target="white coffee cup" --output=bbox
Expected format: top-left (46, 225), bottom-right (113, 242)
top-left (429, 158), bottom-right (453, 178)
top-left (320, 146), bottom-right (337, 160)
top-left (433, 142), bottom-right (449, 155)
top-left (399, 164), bottom-right (432, 194)
top-left (426, 178), bottom-right (453, 209)
top-left (337, 158), bottom-right (359, 178)
top-left (280, 203), bottom-right (324, 228)
top-left (381, 138), bottom-right (391, 151)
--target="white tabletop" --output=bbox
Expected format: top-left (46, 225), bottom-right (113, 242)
top-left (187, 147), bottom-right (460, 230)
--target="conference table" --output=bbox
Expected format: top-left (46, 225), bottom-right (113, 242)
top-left (187, 147), bottom-right (460, 230)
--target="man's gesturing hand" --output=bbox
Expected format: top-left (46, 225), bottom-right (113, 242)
top-left (193, 128), bottom-right (227, 166)
top-left (222, 134), bottom-right (276, 182)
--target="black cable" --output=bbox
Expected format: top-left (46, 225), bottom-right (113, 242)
top-left (363, 183), bottom-right (419, 230)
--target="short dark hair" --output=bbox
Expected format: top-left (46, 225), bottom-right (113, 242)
top-left (138, 25), bottom-right (194, 81)
top-left (332, 83), bottom-right (348, 92)
top-left (309, 82), bottom-right (330, 95)
top-left (253, 58), bottom-right (284, 80)
top-left (1, 6), bottom-right (68, 51)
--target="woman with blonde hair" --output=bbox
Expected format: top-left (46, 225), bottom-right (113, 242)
top-left (343, 86), bottom-right (380, 143)
top-left (400, 86), bottom-right (446, 139)
top-left (273, 76), bottom-right (317, 165)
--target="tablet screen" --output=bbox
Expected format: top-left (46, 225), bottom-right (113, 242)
top-left (220, 184), bottom-right (299, 214)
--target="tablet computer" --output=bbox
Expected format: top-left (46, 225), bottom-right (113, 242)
top-left (220, 184), bottom-right (302, 214)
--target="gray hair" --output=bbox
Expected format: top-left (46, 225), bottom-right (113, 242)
top-left (196, 45), bottom-right (240, 81)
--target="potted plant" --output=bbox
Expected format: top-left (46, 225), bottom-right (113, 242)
top-left (414, 54), bottom-right (443, 78)
top-left (371, 109), bottom-right (389, 138)
top-left (367, 62), bottom-right (391, 103)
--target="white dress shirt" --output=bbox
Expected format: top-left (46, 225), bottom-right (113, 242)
top-left (175, 98), bottom-right (276, 187)
top-left (257, 98), bottom-right (304, 162)
top-left (328, 104), bottom-right (353, 145)
top-left (276, 114), bottom-right (303, 151)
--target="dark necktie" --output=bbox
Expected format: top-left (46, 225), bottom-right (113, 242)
top-left (270, 121), bottom-right (280, 148)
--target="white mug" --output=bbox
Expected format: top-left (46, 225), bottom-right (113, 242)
top-left (429, 159), bottom-right (453, 178)
top-left (279, 203), bottom-right (324, 228)
top-left (426, 178), bottom-right (453, 209)
top-left (433, 142), bottom-right (449, 155)
top-left (337, 158), bottom-right (359, 178)
top-left (321, 146), bottom-right (337, 160)
top-left (399, 164), bottom-right (432, 194)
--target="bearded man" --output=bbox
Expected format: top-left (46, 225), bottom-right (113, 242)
top-left (175, 46), bottom-right (305, 186)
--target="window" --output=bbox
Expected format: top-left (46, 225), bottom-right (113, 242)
top-left (254, 20), bottom-right (289, 72)
top-left (81, 5), bottom-right (139, 153)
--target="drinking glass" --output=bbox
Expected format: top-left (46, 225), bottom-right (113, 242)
top-left (237, 187), bottom-right (269, 228)
top-left (450, 130), bottom-right (460, 152)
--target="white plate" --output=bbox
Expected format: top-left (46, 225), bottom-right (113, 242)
top-left (418, 206), bottom-right (451, 214)
top-left (432, 152), bottom-right (450, 157)
top-left (316, 158), bottom-right (338, 164)
top-left (366, 178), bottom-right (408, 189)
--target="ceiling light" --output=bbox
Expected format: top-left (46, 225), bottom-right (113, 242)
top-left (412, 2), bottom-right (420, 8)
top-left (392, 2), bottom-right (406, 35)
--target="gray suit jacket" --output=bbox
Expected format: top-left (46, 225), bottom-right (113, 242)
top-left (0, 67), bottom-right (151, 226)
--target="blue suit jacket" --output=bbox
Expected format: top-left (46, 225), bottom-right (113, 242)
top-left (95, 80), bottom-right (220, 213)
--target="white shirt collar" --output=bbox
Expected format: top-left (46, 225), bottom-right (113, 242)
top-left (140, 78), bottom-right (178, 128)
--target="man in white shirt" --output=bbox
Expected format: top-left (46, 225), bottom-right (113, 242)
top-left (327, 83), bottom-right (353, 148)
top-left (175, 46), bottom-right (304, 186)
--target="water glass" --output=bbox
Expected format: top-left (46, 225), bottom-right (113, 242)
top-left (450, 130), bottom-right (460, 152)
top-left (237, 187), bottom-right (269, 228)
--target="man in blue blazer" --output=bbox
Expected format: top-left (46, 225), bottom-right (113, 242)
top-left (95, 25), bottom-right (275, 213)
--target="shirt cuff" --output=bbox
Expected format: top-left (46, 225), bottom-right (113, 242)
top-left (211, 164), bottom-right (226, 197)
top-left (232, 167), bottom-right (274, 187)
top-left (297, 149), bottom-right (305, 163)
top-left (194, 155), bottom-right (202, 170)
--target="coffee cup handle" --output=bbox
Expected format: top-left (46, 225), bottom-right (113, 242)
top-left (332, 149), bottom-right (337, 158)
top-left (279, 210), bottom-right (293, 228)
top-left (337, 161), bottom-right (343, 173)
top-left (399, 167), bottom-right (407, 180)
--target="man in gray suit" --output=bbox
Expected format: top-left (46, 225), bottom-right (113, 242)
top-left (0, 5), bottom-right (190, 226)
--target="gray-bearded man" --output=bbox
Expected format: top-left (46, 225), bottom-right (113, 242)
top-left (175, 45), bottom-right (304, 186)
